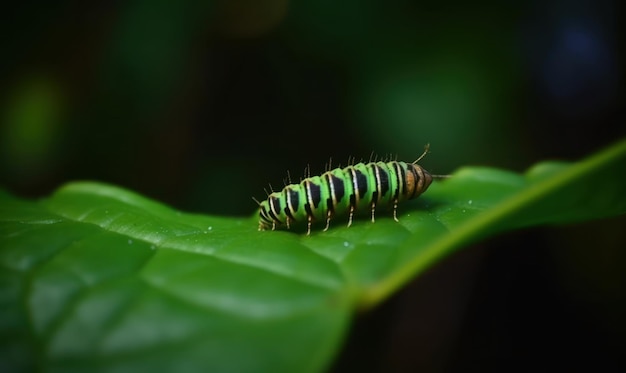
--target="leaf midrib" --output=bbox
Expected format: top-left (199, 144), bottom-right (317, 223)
top-left (359, 139), bottom-right (626, 309)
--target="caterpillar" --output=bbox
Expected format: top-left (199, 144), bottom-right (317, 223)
top-left (254, 144), bottom-right (447, 235)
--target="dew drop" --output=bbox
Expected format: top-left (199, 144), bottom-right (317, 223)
top-left (128, 239), bottom-right (133, 244)
top-left (343, 241), bottom-right (349, 247)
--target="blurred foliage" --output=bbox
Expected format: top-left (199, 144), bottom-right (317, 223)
top-left (2, 0), bottom-right (622, 215)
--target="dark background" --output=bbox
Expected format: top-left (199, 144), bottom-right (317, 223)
top-left (1, 1), bottom-right (624, 372)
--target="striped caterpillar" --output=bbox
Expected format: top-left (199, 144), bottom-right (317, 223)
top-left (254, 144), bottom-right (447, 235)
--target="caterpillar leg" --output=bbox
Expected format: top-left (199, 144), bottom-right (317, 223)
top-left (306, 214), bottom-right (313, 236)
top-left (323, 210), bottom-right (332, 231)
top-left (370, 202), bottom-right (376, 223)
top-left (393, 198), bottom-right (399, 222)
top-left (285, 216), bottom-right (291, 229)
top-left (348, 205), bottom-right (355, 227)
top-left (272, 221), bottom-right (277, 231)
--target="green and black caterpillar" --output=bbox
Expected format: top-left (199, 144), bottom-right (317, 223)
top-left (255, 144), bottom-right (448, 235)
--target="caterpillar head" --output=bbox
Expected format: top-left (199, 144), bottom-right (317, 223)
top-left (405, 163), bottom-right (433, 200)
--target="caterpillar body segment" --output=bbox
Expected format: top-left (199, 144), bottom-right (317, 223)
top-left (257, 147), bottom-right (439, 235)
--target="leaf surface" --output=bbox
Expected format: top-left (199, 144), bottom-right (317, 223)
top-left (1, 139), bottom-right (625, 372)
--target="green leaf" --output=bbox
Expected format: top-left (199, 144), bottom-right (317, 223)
top-left (1, 139), bottom-right (625, 372)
